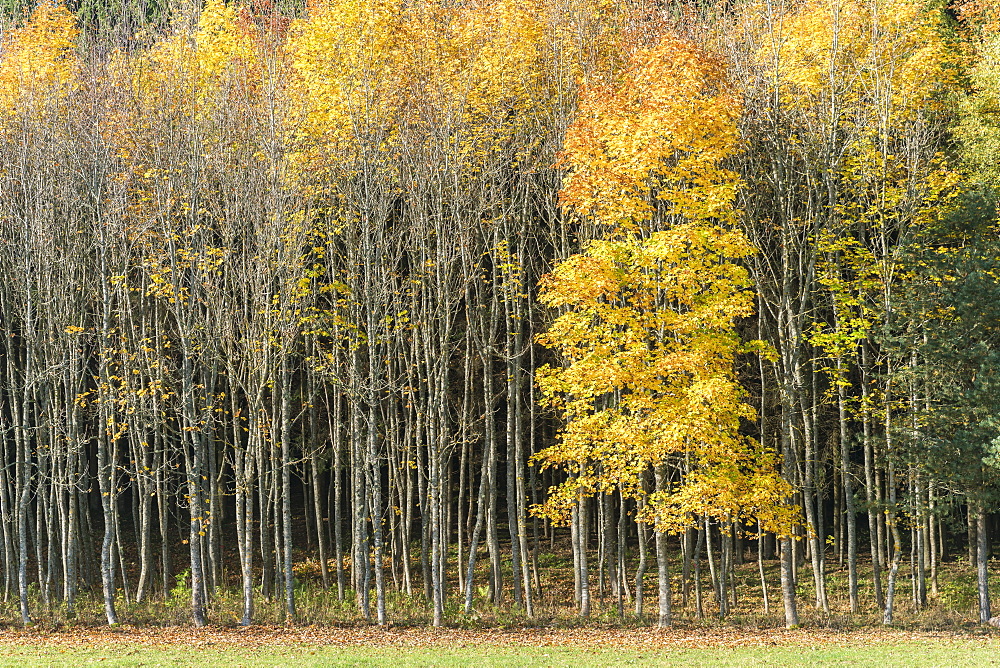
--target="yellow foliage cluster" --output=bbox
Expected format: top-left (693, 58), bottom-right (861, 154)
top-left (0, 2), bottom-right (79, 124)
top-left (559, 35), bottom-right (741, 229)
top-left (771, 0), bottom-right (956, 122)
top-left (956, 11), bottom-right (1000, 189)
top-left (286, 0), bottom-right (407, 166)
top-left (535, 222), bottom-right (793, 534)
top-left (120, 0), bottom-right (259, 134)
top-left (536, 33), bottom-right (795, 535)
top-left (284, 0), bottom-right (596, 187)
top-left (0, 0), bottom-right (618, 210)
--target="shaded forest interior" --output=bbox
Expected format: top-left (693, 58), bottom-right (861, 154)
top-left (3, 0), bottom-right (1000, 630)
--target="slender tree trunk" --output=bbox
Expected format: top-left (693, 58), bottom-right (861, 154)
top-left (779, 397), bottom-right (799, 627)
top-left (463, 439), bottom-right (489, 614)
top-left (579, 498), bottom-right (591, 619)
top-left (837, 359), bottom-right (858, 613)
top-left (977, 505), bottom-right (991, 625)
top-left (605, 494), bottom-right (622, 620)
top-left (758, 520), bottom-right (770, 614)
top-left (883, 458), bottom-right (902, 625)
top-left (694, 520), bottom-right (705, 619)
top-left (861, 344), bottom-right (884, 609)
top-left (653, 465), bottom-right (670, 627)
top-left (634, 499), bottom-right (647, 618)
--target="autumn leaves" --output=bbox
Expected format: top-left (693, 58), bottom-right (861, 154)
top-left (1, 0), bottom-right (990, 630)
top-left (535, 36), bottom-right (791, 537)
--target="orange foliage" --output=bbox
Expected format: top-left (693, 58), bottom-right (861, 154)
top-left (536, 33), bottom-right (793, 534)
top-left (559, 34), bottom-right (740, 230)
top-left (0, 2), bottom-right (79, 120)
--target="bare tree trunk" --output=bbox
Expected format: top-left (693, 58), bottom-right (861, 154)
top-left (861, 344), bottom-right (884, 609)
top-left (694, 522), bottom-right (705, 619)
top-left (578, 497), bottom-right (591, 619)
top-left (16, 411), bottom-right (32, 627)
top-left (634, 499), bottom-right (647, 618)
top-left (705, 517), bottom-right (723, 618)
top-left (883, 456), bottom-right (902, 625)
top-left (779, 394), bottom-right (799, 627)
top-left (330, 388), bottom-right (345, 602)
top-left (367, 399), bottom-right (386, 626)
top-left (280, 357), bottom-right (295, 620)
top-left (929, 484), bottom-right (939, 596)
top-left (653, 465), bottom-right (670, 627)
top-left (977, 506), bottom-right (991, 625)
top-left (605, 494), bottom-right (622, 620)
top-left (236, 437), bottom-right (255, 626)
top-left (463, 447), bottom-right (489, 614)
top-left (837, 358), bottom-right (858, 613)
top-left (757, 520), bottom-right (770, 614)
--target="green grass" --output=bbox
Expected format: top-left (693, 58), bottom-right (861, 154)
top-left (1, 640), bottom-right (999, 667)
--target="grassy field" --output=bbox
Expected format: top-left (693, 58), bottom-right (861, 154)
top-left (0, 628), bottom-right (997, 667)
top-left (1, 641), bottom-right (999, 667)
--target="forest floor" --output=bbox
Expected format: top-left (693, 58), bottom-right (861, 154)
top-left (3, 533), bottom-right (1000, 664)
top-left (0, 626), bottom-right (997, 666)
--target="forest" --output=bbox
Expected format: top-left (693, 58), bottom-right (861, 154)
top-left (0, 0), bottom-right (999, 633)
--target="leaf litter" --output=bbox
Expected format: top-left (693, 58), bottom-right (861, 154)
top-left (0, 625), bottom-right (990, 652)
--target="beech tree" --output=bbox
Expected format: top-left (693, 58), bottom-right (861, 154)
top-left (534, 34), bottom-right (792, 626)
